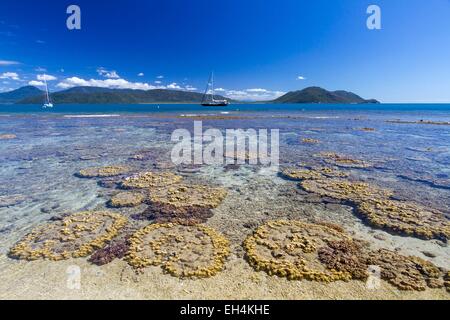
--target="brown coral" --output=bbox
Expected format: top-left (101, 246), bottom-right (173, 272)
top-left (141, 203), bottom-right (213, 225)
top-left (120, 171), bottom-right (182, 189)
top-left (300, 179), bottom-right (393, 203)
top-left (77, 165), bottom-right (130, 178)
top-left (126, 223), bottom-right (230, 278)
top-left (364, 249), bottom-right (444, 291)
top-left (88, 239), bottom-right (129, 266)
top-left (318, 240), bottom-right (369, 280)
top-left (243, 220), bottom-right (354, 282)
top-left (108, 192), bottom-right (145, 208)
top-left (9, 211), bottom-right (127, 261)
top-left (356, 199), bottom-right (450, 241)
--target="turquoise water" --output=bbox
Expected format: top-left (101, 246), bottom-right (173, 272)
top-left (0, 103), bottom-right (449, 255)
top-left (1, 103), bottom-right (450, 117)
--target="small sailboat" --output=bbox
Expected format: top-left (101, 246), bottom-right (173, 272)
top-left (42, 78), bottom-right (53, 108)
top-left (201, 72), bottom-right (229, 107)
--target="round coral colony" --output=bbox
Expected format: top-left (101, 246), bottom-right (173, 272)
top-left (126, 223), bottom-right (230, 278)
top-left (9, 211), bottom-right (127, 261)
top-left (356, 198), bottom-right (450, 241)
top-left (243, 220), bottom-right (359, 282)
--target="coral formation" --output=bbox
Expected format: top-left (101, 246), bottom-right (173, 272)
top-left (0, 134), bottom-right (17, 139)
top-left (445, 271), bottom-right (450, 292)
top-left (89, 239), bottom-right (129, 266)
top-left (318, 240), bottom-right (369, 280)
top-left (77, 165), bottom-right (130, 178)
top-left (9, 211), bottom-right (127, 261)
top-left (300, 179), bottom-right (393, 203)
top-left (280, 168), bottom-right (323, 181)
top-left (243, 220), bottom-right (354, 282)
top-left (280, 167), bottom-right (348, 181)
top-left (126, 223), bottom-right (230, 278)
top-left (365, 249), bottom-right (444, 291)
top-left (148, 184), bottom-right (227, 209)
top-left (141, 203), bottom-right (213, 225)
top-left (121, 171), bottom-right (182, 189)
top-left (302, 138), bottom-right (320, 144)
top-left (315, 152), bottom-right (370, 168)
top-left (108, 192), bottom-right (145, 208)
top-left (356, 199), bottom-right (450, 241)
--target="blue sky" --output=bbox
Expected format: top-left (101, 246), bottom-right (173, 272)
top-left (0, 0), bottom-right (450, 102)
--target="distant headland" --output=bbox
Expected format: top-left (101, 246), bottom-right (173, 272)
top-left (0, 85), bottom-right (379, 105)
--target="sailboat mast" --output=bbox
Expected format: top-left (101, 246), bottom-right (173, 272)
top-left (44, 78), bottom-right (50, 103)
top-left (211, 71), bottom-right (215, 101)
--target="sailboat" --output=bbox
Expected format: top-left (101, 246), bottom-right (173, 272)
top-left (201, 72), bottom-right (229, 107)
top-left (42, 78), bottom-right (53, 108)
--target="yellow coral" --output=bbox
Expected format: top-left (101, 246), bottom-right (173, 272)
top-left (121, 171), bottom-right (182, 189)
top-left (9, 211), bottom-right (127, 261)
top-left (126, 223), bottom-right (230, 278)
top-left (243, 220), bottom-right (354, 282)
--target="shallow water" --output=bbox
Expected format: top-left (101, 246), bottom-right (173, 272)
top-left (0, 104), bottom-right (450, 257)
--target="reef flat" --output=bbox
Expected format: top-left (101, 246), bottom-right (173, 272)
top-left (0, 109), bottom-right (449, 300)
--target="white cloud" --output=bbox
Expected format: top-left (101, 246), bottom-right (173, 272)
top-left (29, 80), bottom-right (45, 86)
top-left (55, 76), bottom-right (201, 93)
top-left (215, 87), bottom-right (226, 92)
top-left (35, 67), bottom-right (47, 72)
top-left (246, 88), bottom-right (269, 93)
top-left (184, 85), bottom-right (197, 91)
top-left (36, 40), bottom-right (46, 44)
top-left (154, 80), bottom-right (162, 84)
top-left (0, 60), bottom-right (19, 66)
top-left (297, 76), bottom-right (306, 80)
top-left (56, 77), bottom-right (164, 90)
top-left (157, 75), bottom-right (164, 79)
top-left (97, 67), bottom-right (120, 79)
top-left (138, 72), bottom-right (144, 77)
top-left (0, 72), bottom-right (19, 80)
top-left (167, 82), bottom-right (182, 90)
top-left (37, 74), bottom-right (57, 81)
top-left (219, 88), bottom-right (286, 101)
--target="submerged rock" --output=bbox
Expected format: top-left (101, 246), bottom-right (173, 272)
top-left (0, 194), bottom-right (26, 208)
